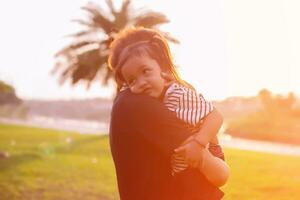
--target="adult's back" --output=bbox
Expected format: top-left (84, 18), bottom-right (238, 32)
top-left (109, 90), bottom-right (223, 200)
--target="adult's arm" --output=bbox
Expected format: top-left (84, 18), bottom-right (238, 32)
top-left (200, 148), bottom-right (230, 187)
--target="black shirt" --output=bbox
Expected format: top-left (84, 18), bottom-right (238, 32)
top-left (109, 89), bottom-right (224, 200)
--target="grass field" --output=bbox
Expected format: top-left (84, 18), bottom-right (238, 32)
top-left (1, 123), bottom-right (300, 200)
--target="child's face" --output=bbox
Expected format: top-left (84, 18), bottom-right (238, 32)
top-left (121, 54), bottom-right (167, 98)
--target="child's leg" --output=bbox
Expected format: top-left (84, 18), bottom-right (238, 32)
top-left (208, 142), bottom-right (225, 161)
top-left (198, 148), bottom-right (229, 187)
top-left (209, 135), bottom-right (225, 160)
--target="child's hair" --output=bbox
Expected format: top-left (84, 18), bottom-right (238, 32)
top-left (108, 26), bottom-right (191, 91)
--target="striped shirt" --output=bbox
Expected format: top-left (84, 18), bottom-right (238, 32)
top-left (163, 82), bottom-right (214, 175)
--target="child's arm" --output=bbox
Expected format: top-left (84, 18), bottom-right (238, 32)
top-left (193, 108), bottom-right (223, 147)
top-left (166, 83), bottom-right (223, 160)
top-left (174, 108), bottom-right (223, 167)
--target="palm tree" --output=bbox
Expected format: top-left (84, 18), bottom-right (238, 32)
top-left (52, 0), bottom-right (178, 89)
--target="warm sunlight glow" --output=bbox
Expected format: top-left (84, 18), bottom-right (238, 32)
top-left (0, 0), bottom-right (299, 100)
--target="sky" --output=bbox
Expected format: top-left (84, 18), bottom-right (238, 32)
top-left (0, 0), bottom-right (299, 101)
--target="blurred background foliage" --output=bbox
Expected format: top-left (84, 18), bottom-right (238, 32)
top-left (0, 80), bottom-right (28, 119)
top-left (226, 89), bottom-right (300, 145)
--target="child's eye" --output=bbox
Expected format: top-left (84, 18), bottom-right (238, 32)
top-left (143, 69), bottom-right (151, 74)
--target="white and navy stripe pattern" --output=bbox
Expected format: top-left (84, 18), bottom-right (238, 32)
top-left (163, 82), bottom-right (214, 175)
top-left (163, 83), bottom-right (214, 127)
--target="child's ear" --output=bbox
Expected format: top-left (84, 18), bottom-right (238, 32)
top-left (161, 72), bottom-right (173, 81)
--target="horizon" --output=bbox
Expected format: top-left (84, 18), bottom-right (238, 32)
top-left (22, 88), bottom-right (300, 103)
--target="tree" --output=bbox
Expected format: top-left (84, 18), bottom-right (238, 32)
top-left (53, 0), bottom-right (178, 89)
top-left (258, 89), bottom-right (276, 116)
top-left (275, 92), bottom-right (296, 114)
top-left (287, 92), bottom-right (296, 110)
top-left (258, 89), bottom-right (272, 109)
top-left (0, 80), bottom-right (21, 105)
top-left (0, 80), bottom-right (14, 93)
top-left (258, 89), bottom-right (297, 116)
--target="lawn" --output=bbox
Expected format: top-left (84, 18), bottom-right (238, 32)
top-left (1, 123), bottom-right (300, 200)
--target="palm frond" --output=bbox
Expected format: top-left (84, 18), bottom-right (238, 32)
top-left (114, 0), bottom-right (131, 30)
top-left (54, 40), bottom-right (99, 58)
top-left (105, 0), bottom-right (117, 16)
top-left (57, 61), bottom-right (78, 85)
top-left (100, 37), bottom-right (114, 50)
top-left (71, 19), bottom-right (92, 27)
top-left (133, 12), bottom-right (169, 28)
top-left (64, 29), bottom-right (98, 38)
top-left (102, 64), bottom-right (114, 84)
top-left (160, 31), bottom-right (180, 44)
top-left (81, 5), bottom-right (113, 33)
top-left (61, 48), bottom-right (108, 86)
top-left (119, 0), bottom-right (131, 16)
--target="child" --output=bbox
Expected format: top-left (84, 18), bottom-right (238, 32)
top-left (108, 27), bottom-right (229, 186)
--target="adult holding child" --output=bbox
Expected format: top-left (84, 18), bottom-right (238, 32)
top-left (108, 27), bottom-right (229, 200)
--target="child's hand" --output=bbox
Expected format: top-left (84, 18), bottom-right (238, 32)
top-left (174, 140), bottom-right (205, 168)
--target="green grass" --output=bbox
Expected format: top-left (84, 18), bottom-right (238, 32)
top-left (0, 123), bottom-right (118, 200)
top-left (221, 149), bottom-right (300, 200)
top-left (1, 123), bottom-right (300, 200)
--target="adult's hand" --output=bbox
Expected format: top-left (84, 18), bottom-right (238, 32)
top-left (174, 138), bottom-right (205, 168)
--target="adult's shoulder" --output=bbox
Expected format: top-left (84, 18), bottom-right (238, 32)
top-left (113, 89), bottom-right (163, 112)
top-left (111, 89), bottom-right (194, 157)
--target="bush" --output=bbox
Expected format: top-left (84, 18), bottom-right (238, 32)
top-left (0, 80), bottom-right (21, 105)
top-left (225, 111), bottom-right (300, 145)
